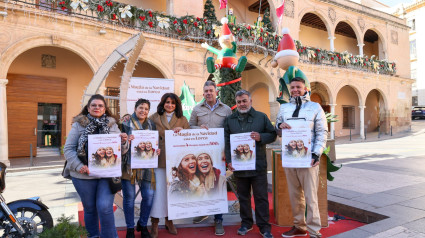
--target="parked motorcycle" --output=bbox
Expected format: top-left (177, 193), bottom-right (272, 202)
top-left (0, 162), bottom-right (53, 237)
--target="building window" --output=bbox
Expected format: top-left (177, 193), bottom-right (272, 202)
top-left (342, 106), bottom-right (355, 129)
top-left (408, 19), bottom-right (416, 31)
top-left (411, 68), bottom-right (417, 80)
top-left (412, 96), bottom-right (418, 106)
top-left (105, 87), bottom-right (120, 117)
top-left (410, 40), bottom-right (417, 59)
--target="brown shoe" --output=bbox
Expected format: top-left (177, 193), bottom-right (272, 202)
top-left (150, 217), bottom-right (159, 238)
top-left (281, 226), bottom-right (307, 237)
top-left (165, 217), bottom-right (178, 235)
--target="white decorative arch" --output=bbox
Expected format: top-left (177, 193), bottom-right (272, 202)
top-left (82, 33), bottom-right (145, 106)
top-left (0, 35), bottom-right (98, 79)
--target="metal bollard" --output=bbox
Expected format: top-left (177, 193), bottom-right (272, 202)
top-left (30, 144), bottom-right (34, 167)
top-left (391, 126), bottom-right (393, 136)
top-left (365, 128), bottom-right (367, 140)
top-left (378, 126), bottom-right (380, 139)
top-left (349, 128), bottom-right (352, 141)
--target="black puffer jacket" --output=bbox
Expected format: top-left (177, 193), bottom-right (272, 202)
top-left (224, 108), bottom-right (277, 177)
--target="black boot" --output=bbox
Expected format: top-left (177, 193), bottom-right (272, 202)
top-left (126, 228), bottom-right (135, 238)
top-left (140, 225), bottom-right (152, 238)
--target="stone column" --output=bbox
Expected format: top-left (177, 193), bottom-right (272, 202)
top-left (329, 104), bottom-right (337, 139)
top-left (328, 36), bottom-right (336, 52)
top-left (359, 105), bottom-right (366, 140)
top-left (0, 79), bottom-right (10, 166)
top-left (358, 43), bottom-right (365, 56)
top-left (269, 101), bottom-right (281, 123)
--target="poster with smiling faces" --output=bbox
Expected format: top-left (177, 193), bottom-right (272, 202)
top-left (165, 128), bottom-right (228, 220)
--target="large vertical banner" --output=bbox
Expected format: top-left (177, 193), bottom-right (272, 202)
top-left (88, 134), bottom-right (122, 177)
top-left (127, 77), bottom-right (174, 116)
top-left (165, 128), bottom-right (228, 220)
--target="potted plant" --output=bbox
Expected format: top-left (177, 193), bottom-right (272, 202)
top-left (39, 215), bottom-right (87, 238)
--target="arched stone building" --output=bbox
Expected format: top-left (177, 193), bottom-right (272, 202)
top-left (0, 0), bottom-right (412, 164)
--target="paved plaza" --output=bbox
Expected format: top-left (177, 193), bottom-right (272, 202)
top-left (3, 120), bottom-right (425, 237)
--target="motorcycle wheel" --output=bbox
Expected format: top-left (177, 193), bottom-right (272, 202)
top-left (1, 207), bottom-right (53, 237)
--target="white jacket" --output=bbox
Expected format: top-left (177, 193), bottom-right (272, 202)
top-left (275, 94), bottom-right (328, 156)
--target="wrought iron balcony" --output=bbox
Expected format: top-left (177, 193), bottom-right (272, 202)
top-left (1, 0), bottom-right (397, 74)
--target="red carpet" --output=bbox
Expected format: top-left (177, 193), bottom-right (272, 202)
top-left (78, 192), bottom-right (365, 237)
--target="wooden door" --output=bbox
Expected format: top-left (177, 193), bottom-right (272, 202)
top-left (7, 102), bottom-right (38, 157)
top-left (6, 74), bottom-right (67, 158)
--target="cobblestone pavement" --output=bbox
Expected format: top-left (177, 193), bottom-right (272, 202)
top-left (330, 120), bottom-right (425, 237)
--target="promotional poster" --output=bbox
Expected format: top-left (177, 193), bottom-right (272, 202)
top-left (88, 134), bottom-right (122, 177)
top-left (131, 130), bottom-right (159, 168)
top-left (126, 77), bottom-right (174, 116)
top-left (281, 120), bottom-right (312, 168)
top-left (165, 128), bottom-right (228, 220)
top-left (230, 132), bottom-right (256, 171)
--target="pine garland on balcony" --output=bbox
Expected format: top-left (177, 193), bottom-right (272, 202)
top-left (34, 0), bottom-right (397, 75)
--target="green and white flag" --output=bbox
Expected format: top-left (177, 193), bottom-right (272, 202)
top-left (179, 82), bottom-right (198, 120)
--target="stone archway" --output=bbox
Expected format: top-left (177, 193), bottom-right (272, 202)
top-left (5, 45), bottom-right (94, 158)
top-left (334, 21), bottom-right (361, 55)
top-left (311, 81), bottom-right (332, 113)
top-left (242, 60), bottom-right (278, 119)
top-left (0, 35), bottom-right (97, 79)
top-left (298, 12), bottom-right (332, 50)
top-left (363, 28), bottom-right (387, 59)
top-left (335, 85), bottom-right (362, 137)
top-left (365, 89), bottom-right (388, 134)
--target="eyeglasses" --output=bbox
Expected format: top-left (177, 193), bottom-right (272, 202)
top-left (90, 104), bottom-right (105, 108)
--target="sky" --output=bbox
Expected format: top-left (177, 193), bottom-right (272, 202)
top-left (378, 0), bottom-right (415, 7)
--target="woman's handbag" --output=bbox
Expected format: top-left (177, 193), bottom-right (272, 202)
top-left (108, 177), bottom-right (122, 194)
top-left (77, 142), bottom-right (89, 165)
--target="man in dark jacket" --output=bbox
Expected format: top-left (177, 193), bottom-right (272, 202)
top-left (224, 90), bottom-right (277, 238)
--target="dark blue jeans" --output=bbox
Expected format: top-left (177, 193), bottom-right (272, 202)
top-left (215, 214), bottom-right (223, 221)
top-left (122, 179), bottom-right (155, 228)
top-left (71, 177), bottom-right (117, 238)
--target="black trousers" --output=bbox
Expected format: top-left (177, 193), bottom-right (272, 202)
top-left (236, 173), bottom-right (271, 232)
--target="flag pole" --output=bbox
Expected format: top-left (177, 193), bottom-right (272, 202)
top-left (226, 0), bottom-right (228, 17)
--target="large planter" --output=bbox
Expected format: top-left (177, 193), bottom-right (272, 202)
top-left (326, 139), bottom-right (336, 162)
top-left (272, 150), bottom-right (328, 227)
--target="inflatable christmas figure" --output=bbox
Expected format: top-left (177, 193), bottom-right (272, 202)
top-left (201, 17), bottom-right (248, 110)
top-left (271, 28), bottom-right (310, 104)
top-left (228, 8), bottom-right (236, 24)
top-left (201, 18), bottom-right (247, 73)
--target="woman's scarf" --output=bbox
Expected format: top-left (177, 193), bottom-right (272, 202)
top-left (129, 112), bottom-right (156, 189)
top-left (77, 114), bottom-right (109, 152)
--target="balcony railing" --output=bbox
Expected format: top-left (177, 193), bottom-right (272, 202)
top-left (2, 0), bottom-right (397, 75)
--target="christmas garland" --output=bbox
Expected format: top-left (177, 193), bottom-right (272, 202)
top-left (17, 0), bottom-right (397, 74)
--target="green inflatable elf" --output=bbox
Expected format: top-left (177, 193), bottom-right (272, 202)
top-left (201, 18), bottom-right (247, 73)
top-left (271, 28), bottom-right (310, 104)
